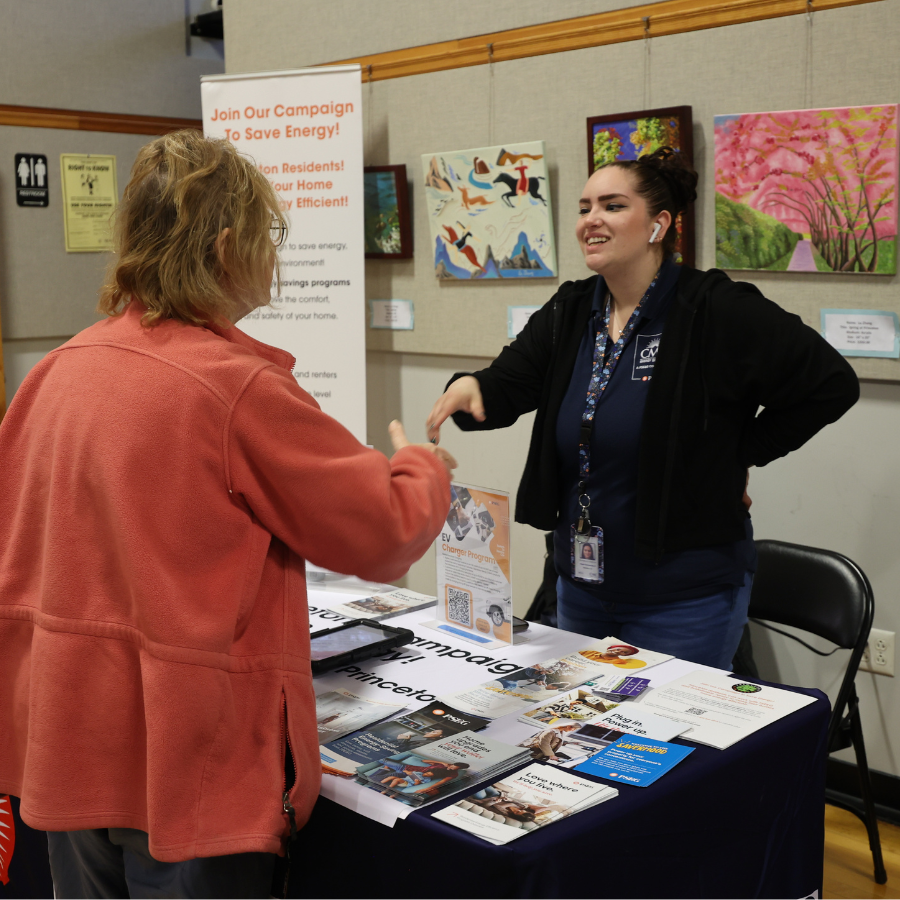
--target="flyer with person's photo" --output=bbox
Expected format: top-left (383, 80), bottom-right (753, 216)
top-left (355, 731), bottom-right (530, 808)
top-left (517, 688), bottom-right (619, 727)
top-left (441, 638), bottom-right (668, 720)
top-left (432, 483), bottom-right (513, 645)
top-left (315, 688), bottom-right (405, 744)
top-left (320, 702), bottom-right (489, 776)
top-left (431, 763), bottom-right (618, 844)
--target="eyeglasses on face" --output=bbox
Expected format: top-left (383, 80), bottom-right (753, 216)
top-left (270, 219), bottom-right (288, 248)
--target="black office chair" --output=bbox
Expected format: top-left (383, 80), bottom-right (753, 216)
top-left (749, 539), bottom-right (887, 885)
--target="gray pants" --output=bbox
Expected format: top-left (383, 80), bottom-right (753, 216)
top-left (48, 828), bottom-right (276, 899)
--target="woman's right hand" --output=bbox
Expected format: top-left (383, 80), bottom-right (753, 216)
top-left (389, 420), bottom-right (457, 478)
top-left (426, 376), bottom-right (485, 445)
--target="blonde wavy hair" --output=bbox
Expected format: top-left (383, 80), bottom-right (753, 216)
top-left (99, 129), bottom-right (286, 327)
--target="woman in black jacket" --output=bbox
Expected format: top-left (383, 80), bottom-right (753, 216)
top-left (427, 148), bottom-right (859, 668)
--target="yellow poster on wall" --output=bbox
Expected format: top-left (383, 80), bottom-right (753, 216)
top-left (60, 154), bottom-right (117, 252)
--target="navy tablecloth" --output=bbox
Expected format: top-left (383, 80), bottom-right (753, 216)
top-left (0, 681), bottom-right (828, 900)
top-left (289, 682), bottom-right (829, 900)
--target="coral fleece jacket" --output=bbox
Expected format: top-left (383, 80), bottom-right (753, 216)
top-left (0, 302), bottom-right (450, 862)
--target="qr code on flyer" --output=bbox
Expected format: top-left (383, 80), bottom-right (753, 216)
top-left (446, 586), bottom-right (473, 627)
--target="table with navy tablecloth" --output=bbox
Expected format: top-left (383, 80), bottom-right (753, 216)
top-left (289, 679), bottom-right (828, 900)
top-left (0, 583), bottom-right (829, 900)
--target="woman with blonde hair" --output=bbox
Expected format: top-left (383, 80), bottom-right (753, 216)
top-left (0, 130), bottom-right (454, 898)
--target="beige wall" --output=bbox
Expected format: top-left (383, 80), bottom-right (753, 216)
top-left (225, 0), bottom-right (665, 73)
top-left (1, 0), bottom-right (224, 406)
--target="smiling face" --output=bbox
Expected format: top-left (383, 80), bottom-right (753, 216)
top-left (576, 166), bottom-right (667, 276)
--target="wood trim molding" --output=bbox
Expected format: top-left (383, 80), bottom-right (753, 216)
top-left (338, 0), bottom-right (882, 82)
top-left (0, 105), bottom-right (201, 135)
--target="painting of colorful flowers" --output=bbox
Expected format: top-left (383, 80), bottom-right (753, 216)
top-left (715, 105), bottom-right (899, 273)
top-left (586, 106), bottom-right (694, 265)
top-left (421, 141), bottom-right (557, 280)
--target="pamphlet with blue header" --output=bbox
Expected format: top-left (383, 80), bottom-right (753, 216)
top-left (575, 734), bottom-right (693, 787)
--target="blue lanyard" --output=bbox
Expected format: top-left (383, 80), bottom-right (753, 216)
top-left (575, 270), bottom-right (660, 533)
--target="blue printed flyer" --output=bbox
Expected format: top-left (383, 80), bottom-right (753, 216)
top-left (574, 735), bottom-right (693, 787)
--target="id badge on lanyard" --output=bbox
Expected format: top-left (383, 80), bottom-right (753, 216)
top-left (571, 522), bottom-right (604, 583)
top-left (572, 272), bottom-right (658, 584)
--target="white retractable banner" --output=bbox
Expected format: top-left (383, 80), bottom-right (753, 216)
top-left (201, 66), bottom-right (366, 443)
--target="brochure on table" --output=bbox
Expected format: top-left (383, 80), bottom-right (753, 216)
top-left (575, 735), bottom-right (695, 787)
top-left (637, 670), bottom-right (816, 749)
top-left (320, 702), bottom-right (489, 776)
top-left (432, 483), bottom-right (513, 646)
top-left (325, 588), bottom-right (437, 622)
top-left (441, 638), bottom-right (672, 720)
top-left (315, 688), bottom-right (405, 744)
top-left (432, 763), bottom-right (618, 844)
top-left (355, 731), bottom-right (531, 808)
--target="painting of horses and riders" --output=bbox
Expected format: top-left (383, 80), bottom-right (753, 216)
top-left (715, 105), bottom-right (899, 274)
top-left (421, 141), bottom-right (557, 279)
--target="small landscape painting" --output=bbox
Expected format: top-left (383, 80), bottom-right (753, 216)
top-left (586, 106), bottom-right (694, 265)
top-left (364, 165), bottom-right (412, 259)
top-left (714, 105), bottom-right (899, 273)
top-left (421, 141), bottom-right (556, 280)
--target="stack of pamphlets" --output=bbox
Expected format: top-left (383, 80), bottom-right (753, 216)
top-left (324, 588), bottom-right (437, 622)
top-left (441, 636), bottom-right (672, 720)
top-left (515, 705), bottom-right (690, 768)
top-left (315, 688), bottom-right (406, 744)
top-left (319, 702), bottom-right (489, 776)
top-left (432, 762), bottom-right (618, 843)
top-left (355, 731), bottom-right (531, 808)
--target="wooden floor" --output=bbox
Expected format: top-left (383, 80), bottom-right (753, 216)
top-left (825, 804), bottom-right (900, 898)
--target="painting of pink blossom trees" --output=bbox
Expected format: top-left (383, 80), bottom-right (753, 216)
top-left (715, 105), bottom-right (898, 273)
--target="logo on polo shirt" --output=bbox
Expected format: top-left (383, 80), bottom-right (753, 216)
top-left (632, 333), bottom-right (662, 381)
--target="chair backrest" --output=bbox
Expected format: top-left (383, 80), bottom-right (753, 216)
top-left (749, 540), bottom-right (873, 650)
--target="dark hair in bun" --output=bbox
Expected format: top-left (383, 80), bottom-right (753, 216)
top-left (601, 147), bottom-right (698, 256)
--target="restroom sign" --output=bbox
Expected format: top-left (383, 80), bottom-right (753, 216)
top-left (15, 153), bottom-right (49, 207)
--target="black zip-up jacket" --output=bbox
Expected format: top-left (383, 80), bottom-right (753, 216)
top-left (450, 266), bottom-right (859, 559)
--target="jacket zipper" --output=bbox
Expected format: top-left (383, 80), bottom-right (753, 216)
top-left (281, 692), bottom-right (298, 899)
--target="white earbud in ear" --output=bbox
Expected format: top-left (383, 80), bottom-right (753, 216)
top-left (649, 223), bottom-right (662, 244)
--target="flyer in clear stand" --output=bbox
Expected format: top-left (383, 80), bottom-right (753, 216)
top-left (433, 483), bottom-right (513, 645)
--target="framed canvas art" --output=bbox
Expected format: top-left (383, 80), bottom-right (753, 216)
top-left (714, 105), bottom-right (899, 273)
top-left (364, 165), bottom-right (413, 259)
top-left (421, 141), bottom-right (557, 280)
top-left (586, 106), bottom-right (694, 266)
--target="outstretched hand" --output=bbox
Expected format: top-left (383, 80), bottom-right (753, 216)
top-left (426, 376), bottom-right (485, 445)
top-left (389, 420), bottom-right (457, 477)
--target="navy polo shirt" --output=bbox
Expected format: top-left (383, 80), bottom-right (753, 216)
top-left (553, 259), bottom-right (756, 602)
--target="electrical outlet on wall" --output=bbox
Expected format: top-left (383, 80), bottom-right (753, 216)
top-left (859, 628), bottom-right (895, 677)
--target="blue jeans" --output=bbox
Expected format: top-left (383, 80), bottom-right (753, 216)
top-left (556, 572), bottom-right (754, 670)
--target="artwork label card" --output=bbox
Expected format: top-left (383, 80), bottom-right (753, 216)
top-left (508, 306), bottom-right (541, 339)
top-left (822, 309), bottom-right (900, 358)
top-left (370, 299), bottom-right (414, 330)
